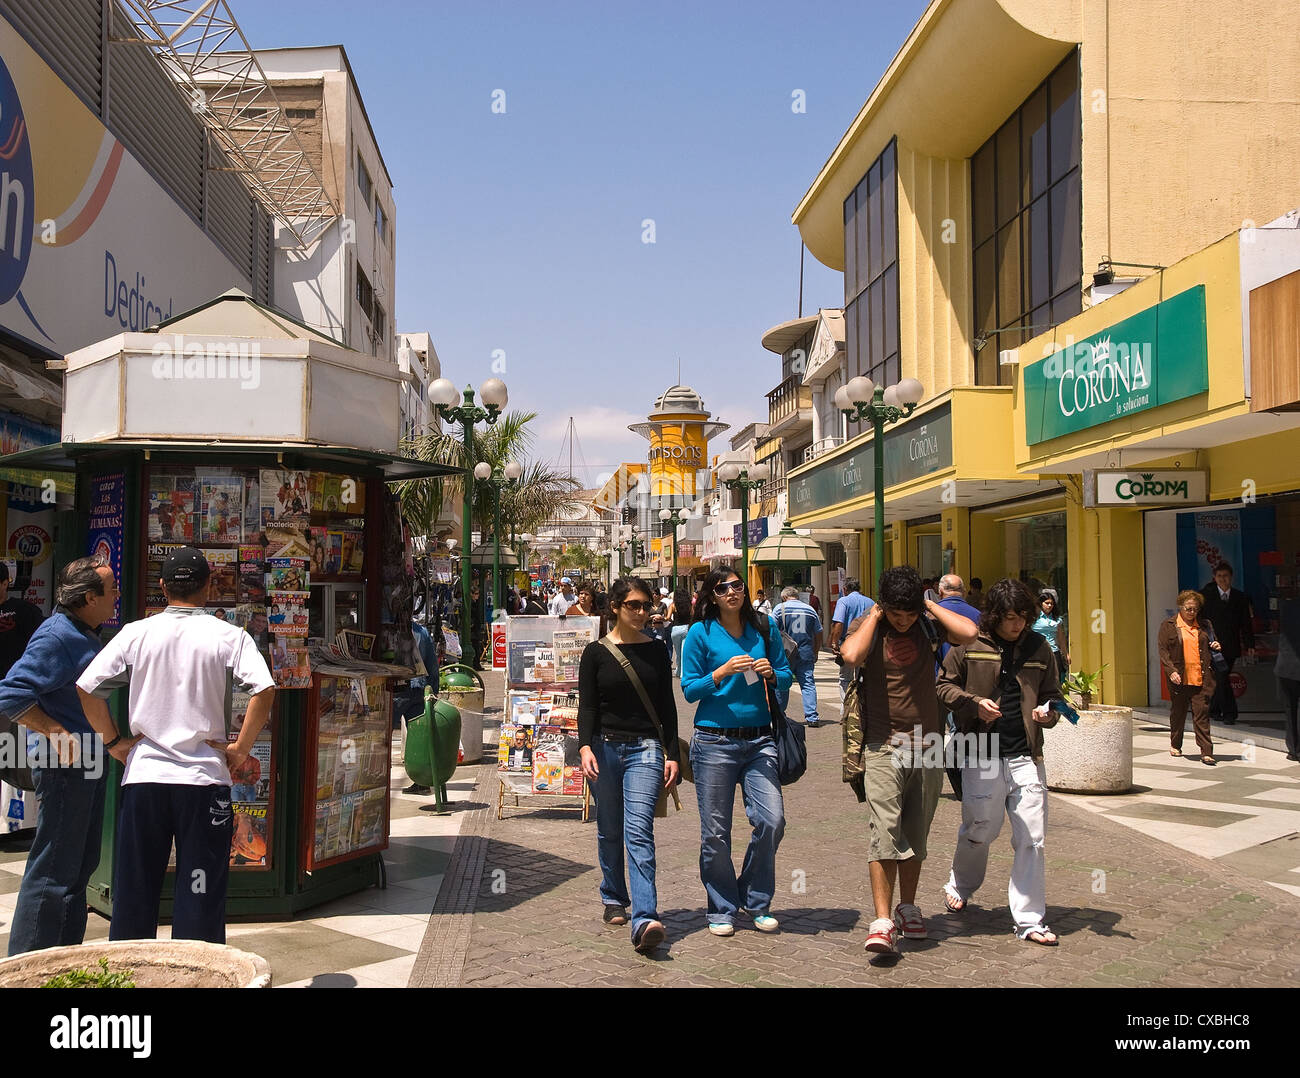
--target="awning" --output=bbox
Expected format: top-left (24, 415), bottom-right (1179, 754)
top-left (0, 441), bottom-right (464, 482)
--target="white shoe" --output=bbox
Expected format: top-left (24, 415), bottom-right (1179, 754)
top-left (707, 922), bottom-right (735, 937)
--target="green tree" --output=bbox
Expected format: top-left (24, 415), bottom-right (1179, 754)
top-left (394, 410), bottom-right (583, 542)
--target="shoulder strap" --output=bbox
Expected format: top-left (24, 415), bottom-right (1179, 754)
top-left (598, 636), bottom-right (667, 747)
top-left (920, 613), bottom-right (941, 658)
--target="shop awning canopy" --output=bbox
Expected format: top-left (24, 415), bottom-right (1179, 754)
top-left (0, 440), bottom-right (463, 482)
top-left (750, 521), bottom-right (825, 566)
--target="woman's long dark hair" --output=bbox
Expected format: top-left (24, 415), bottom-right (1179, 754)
top-left (693, 567), bottom-right (767, 632)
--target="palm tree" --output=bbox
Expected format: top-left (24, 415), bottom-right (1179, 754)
top-left (393, 410), bottom-right (583, 541)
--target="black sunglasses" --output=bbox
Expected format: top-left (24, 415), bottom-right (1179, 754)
top-left (714, 580), bottom-right (745, 596)
top-left (619, 600), bottom-right (653, 613)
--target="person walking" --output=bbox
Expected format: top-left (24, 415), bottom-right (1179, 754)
top-left (681, 568), bottom-right (791, 936)
top-left (937, 577), bottom-right (1064, 945)
top-left (935, 575), bottom-right (982, 799)
top-left (829, 579), bottom-right (875, 701)
top-left (666, 587), bottom-right (693, 677)
top-left (1200, 563), bottom-right (1254, 724)
top-left (772, 586), bottom-right (823, 727)
top-left (754, 589), bottom-right (773, 616)
top-left (0, 556), bottom-right (119, 954)
top-left (76, 548), bottom-right (275, 943)
top-left (806, 583), bottom-right (822, 618)
top-left (1157, 590), bottom-right (1220, 765)
top-left (1032, 588), bottom-right (1069, 671)
top-left (1275, 595), bottom-right (1300, 762)
top-left (549, 578), bottom-right (579, 616)
top-left (578, 577), bottom-right (680, 954)
top-left (838, 566), bottom-right (978, 955)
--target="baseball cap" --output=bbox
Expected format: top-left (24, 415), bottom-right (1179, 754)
top-left (161, 546), bottom-right (211, 586)
top-left (659, 587), bottom-right (669, 596)
top-left (560, 577), bottom-right (571, 585)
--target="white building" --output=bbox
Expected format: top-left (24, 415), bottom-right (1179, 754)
top-left (397, 332), bottom-right (438, 441)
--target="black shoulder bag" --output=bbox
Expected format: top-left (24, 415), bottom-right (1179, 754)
top-left (598, 637), bottom-right (691, 800)
top-left (763, 621), bottom-right (807, 785)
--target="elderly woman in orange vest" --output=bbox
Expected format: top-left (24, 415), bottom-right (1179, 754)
top-left (1156, 590), bottom-right (1222, 765)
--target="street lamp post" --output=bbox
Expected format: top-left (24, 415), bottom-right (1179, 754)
top-left (715, 462), bottom-right (771, 585)
top-left (474, 459), bottom-right (523, 615)
top-left (658, 507), bottom-right (688, 591)
top-left (835, 376), bottom-right (925, 586)
top-left (430, 376), bottom-right (509, 665)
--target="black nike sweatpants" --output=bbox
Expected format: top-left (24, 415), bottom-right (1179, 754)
top-left (110, 783), bottom-right (234, 944)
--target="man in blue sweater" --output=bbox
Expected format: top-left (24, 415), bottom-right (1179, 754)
top-left (0, 556), bottom-right (121, 954)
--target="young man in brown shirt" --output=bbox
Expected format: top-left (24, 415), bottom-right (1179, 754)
top-left (840, 565), bottom-right (978, 956)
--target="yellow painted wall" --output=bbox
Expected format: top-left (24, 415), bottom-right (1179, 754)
top-left (942, 506), bottom-right (970, 580)
top-left (647, 413), bottom-right (709, 499)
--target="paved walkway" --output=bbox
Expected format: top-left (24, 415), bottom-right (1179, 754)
top-left (410, 661), bottom-right (1300, 987)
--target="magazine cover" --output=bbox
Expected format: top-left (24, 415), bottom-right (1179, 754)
top-left (531, 726), bottom-right (583, 795)
top-left (231, 804), bottom-right (269, 867)
top-left (325, 531), bottom-right (344, 574)
top-left (497, 724), bottom-right (533, 772)
top-left (532, 746), bottom-right (565, 794)
top-left (267, 591), bottom-right (309, 634)
top-left (530, 646), bottom-right (556, 683)
top-left (202, 548), bottom-right (239, 604)
top-left (267, 557), bottom-right (309, 591)
top-left (271, 637), bottom-right (311, 688)
top-left (353, 786), bottom-right (385, 849)
top-left (261, 527), bottom-right (314, 560)
top-left (259, 468), bottom-right (311, 525)
top-left (200, 476), bottom-right (244, 543)
top-left (243, 474), bottom-right (260, 537)
top-left (238, 545), bottom-right (267, 604)
top-left (507, 640), bottom-right (536, 683)
top-left (549, 691), bottom-right (579, 730)
top-left (337, 629), bottom-right (376, 659)
top-left (147, 485), bottom-right (196, 542)
top-left (321, 474), bottom-right (343, 513)
top-left (339, 530), bottom-right (364, 573)
top-left (337, 792), bottom-right (361, 856)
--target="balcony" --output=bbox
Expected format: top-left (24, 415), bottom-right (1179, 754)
top-left (766, 375), bottom-right (813, 436)
top-left (803, 436), bottom-right (843, 464)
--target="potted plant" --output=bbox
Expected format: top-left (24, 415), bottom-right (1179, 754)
top-left (0, 940), bottom-right (271, 988)
top-left (1062, 664), bottom-right (1107, 709)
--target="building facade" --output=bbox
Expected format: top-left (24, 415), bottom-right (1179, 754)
top-left (788, 0), bottom-right (1300, 708)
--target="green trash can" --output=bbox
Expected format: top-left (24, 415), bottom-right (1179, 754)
top-left (402, 689), bottom-right (463, 813)
top-left (438, 664), bottom-right (485, 763)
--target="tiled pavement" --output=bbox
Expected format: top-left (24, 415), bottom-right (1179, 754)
top-left (411, 659), bottom-right (1300, 987)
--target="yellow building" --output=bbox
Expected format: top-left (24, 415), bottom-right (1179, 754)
top-left (788, 0), bottom-right (1300, 710)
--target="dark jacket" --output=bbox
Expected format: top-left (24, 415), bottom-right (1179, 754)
top-left (1199, 584), bottom-right (1254, 661)
top-left (1156, 615), bottom-right (1218, 696)
top-left (937, 629), bottom-right (1063, 761)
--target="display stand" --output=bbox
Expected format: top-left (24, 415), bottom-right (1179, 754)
top-left (496, 615), bottom-right (599, 821)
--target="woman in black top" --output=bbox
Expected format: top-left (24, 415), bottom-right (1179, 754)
top-left (578, 578), bottom-right (680, 954)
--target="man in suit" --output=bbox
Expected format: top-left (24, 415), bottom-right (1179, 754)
top-left (1200, 562), bottom-right (1255, 725)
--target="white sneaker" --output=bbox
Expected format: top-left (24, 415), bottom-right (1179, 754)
top-left (740, 908), bottom-right (780, 932)
top-left (707, 922), bottom-right (735, 937)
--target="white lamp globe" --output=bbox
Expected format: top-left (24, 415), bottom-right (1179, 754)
top-left (473, 462), bottom-right (492, 480)
top-left (504, 460), bottom-right (523, 481)
top-left (717, 461), bottom-right (741, 483)
top-left (659, 508), bottom-right (670, 521)
top-left (479, 378), bottom-right (509, 408)
top-left (846, 376), bottom-right (875, 404)
top-left (834, 385), bottom-right (852, 411)
top-left (751, 463), bottom-right (771, 481)
top-left (882, 385), bottom-right (901, 408)
top-left (429, 378), bottom-right (459, 407)
top-left (896, 378), bottom-right (925, 405)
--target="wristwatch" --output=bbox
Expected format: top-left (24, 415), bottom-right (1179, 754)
top-left (104, 734), bottom-right (122, 750)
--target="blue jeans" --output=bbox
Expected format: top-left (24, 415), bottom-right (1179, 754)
top-left (671, 625), bottom-right (689, 676)
top-left (690, 730), bottom-right (785, 925)
top-left (595, 738), bottom-right (663, 939)
top-left (9, 738), bottom-right (108, 955)
top-left (777, 656), bottom-right (819, 724)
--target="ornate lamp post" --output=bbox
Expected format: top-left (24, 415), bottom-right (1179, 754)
top-left (658, 506), bottom-right (688, 591)
top-left (834, 376), bottom-right (925, 585)
top-left (473, 459), bottom-right (523, 615)
top-left (429, 376), bottom-right (509, 663)
top-left (715, 461), bottom-right (771, 585)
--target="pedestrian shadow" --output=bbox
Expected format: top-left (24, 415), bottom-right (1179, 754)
top-left (932, 904), bottom-right (1132, 941)
top-left (656, 906), bottom-right (863, 939)
top-left (474, 839), bottom-right (591, 912)
top-left (418, 800), bottom-right (491, 813)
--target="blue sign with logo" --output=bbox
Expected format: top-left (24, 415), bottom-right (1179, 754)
top-left (0, 50), bottom-right (35, 307)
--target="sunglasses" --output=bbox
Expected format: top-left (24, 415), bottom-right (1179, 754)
top-left (619, 600), bottom-right (653, 614)
top-left (714, 580), bottom-right (745, 596)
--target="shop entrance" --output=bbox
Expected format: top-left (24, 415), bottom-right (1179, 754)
top-left (1143, 495), bottom-right (1300, 720)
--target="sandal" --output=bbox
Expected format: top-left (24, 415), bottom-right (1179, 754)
top-left (1170, 748), bottom-right (1182, 757)
top-left (1025, 929), bottom-right (1058, 946)
top-left (1201, 755), bottom-right (1216, 766)
top-left (943, 891), bottom-right (966, 913)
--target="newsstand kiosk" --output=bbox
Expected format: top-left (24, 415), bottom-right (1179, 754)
top-left (3, 292), bottom-right (460, 918)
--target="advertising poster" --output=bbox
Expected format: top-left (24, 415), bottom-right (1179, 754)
top-left (491, 622), bottom-right (507, 669)
top-left (86, 472), bottom-right (125, 627)
top-left (3, 483), bottom-right (55, 615)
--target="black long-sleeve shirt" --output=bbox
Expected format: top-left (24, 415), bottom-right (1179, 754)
top-left (578, 638), bottom-right (680, 761)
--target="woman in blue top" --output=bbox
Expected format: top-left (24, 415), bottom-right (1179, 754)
top-left (682, 566), bottom-right (792, 936)
top-left (1032, 589), bottom-right (1069, 672)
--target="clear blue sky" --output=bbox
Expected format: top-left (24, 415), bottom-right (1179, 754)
top-left (236, 0), bottom-right (931, 487)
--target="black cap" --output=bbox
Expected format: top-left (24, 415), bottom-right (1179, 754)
top-left (161, 547), bottom-right (211, 587)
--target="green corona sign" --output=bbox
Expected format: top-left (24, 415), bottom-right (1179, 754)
top-left (789, 403), bottom-right (952, 515)
top-left (1024, 285), bottom-right (1209, 445)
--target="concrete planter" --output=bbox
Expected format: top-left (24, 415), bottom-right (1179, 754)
top-left (1043, 704), bottom-right (1133, 794)
top-left (0, 939), bottom-right (271, 988)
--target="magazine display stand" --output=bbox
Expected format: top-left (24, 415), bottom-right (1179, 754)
top-left (497, 615), bottom-right (599, 821)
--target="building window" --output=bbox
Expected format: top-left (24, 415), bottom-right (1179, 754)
top-left (842, 139), bottom-right (899, 391)
top-left (972, 50), bottom-right (1081, 386)
top-left (285, 108), bottom-right (316, 119)
top-left (372, 301), bottom-right (386, 347)
top-left (375, 202), bottom-right (388, 244)
top-left (356, 266), bottom-right (373, 319)
top-left (357, 152), bottom-right (373, 207)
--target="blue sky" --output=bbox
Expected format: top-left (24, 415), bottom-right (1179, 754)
top-left (236, 0), bottom-right (931, 487)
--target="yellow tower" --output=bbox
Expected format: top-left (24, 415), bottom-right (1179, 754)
top-left (629, 385), bottom-right (730, 503)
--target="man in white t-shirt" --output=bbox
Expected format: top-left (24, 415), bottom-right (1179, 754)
top-left (77, 547), bottom-right (275, 944)
top-left (549, 578), bottom-right (578, 616)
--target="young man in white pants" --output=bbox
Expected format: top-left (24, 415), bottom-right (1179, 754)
top-left (935, 577), bottom-right (1063, 946)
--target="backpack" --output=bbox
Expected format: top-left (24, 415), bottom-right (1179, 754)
top-left (841, 615), bottom-right (941, 802)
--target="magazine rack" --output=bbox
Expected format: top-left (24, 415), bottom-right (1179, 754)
top-left (496, 614), bottom-right (599, 821)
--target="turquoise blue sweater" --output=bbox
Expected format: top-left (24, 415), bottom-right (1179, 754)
top-left (681, 617), bottom-right (792, 728)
